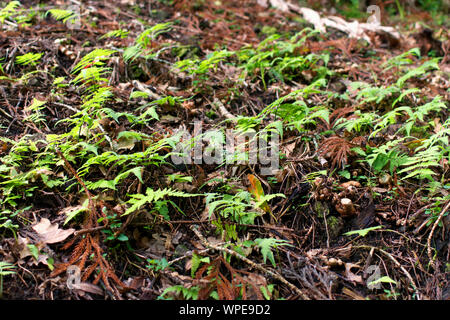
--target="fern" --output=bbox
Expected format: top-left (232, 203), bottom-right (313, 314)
top-left (421, 118), bottom-right (450, 150)
top-left (46, 8), bottom-right (77, 23)
top-left (86, 167), bottom-right (144, 191)
top-left (381, 47), bottom-right (421, 72)
top-left (124, 187), bottom-right (196, 216)
top-left (123, 23), bottom-right (172, 63)
top-left (99, 29), bottom-right (129, 40)
top-left (160, 285), bottom-right (199, 300)
top-left (15, 52), bottom-right (43, 66)
top-left (396, 58), bottom-right (440, 88)
top-left (350, 82), bottom-right (400, 105)
top-left (237, 28), bottom-right (323, 85)
top-left (261, 78), bottom-right (327, 117)
top-left (398, 146), bottom-right (443, 181)
top-left (123, 44), bottom-right (144, 63)
top-left (254, 238), bottom-right (291, 267)
top-left (72, 48), bottom-right (116, 74)
top-left (206, 191), bottom-right (261, 224)
top-left (0, 1), bottom-right (20, 24)
top-left (366, 139), bottom-right (409, 174)
top-left (174, 50), bottom-right (235, 76)
top-left (23, 98), bottom-right (46, 125)
top-left (334, 110), bottom-right (377, 133)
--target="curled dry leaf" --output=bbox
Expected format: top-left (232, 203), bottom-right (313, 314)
top-left (345, 263), bottom-right (364, 285)
top-left (32, 218), bottom-right (75, 244)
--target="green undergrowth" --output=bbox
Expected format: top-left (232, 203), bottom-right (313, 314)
top-left (0, 0), bottom-right (448, 299)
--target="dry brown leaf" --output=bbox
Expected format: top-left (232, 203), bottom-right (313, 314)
top-left (16, 236), bottom-right (32, 260)
top-left (57, 205), bottom-right (83, 216)
top-left (282, 142), bottom-right (296, 158)
top-left (32, 218), bottom-right (75, 244)
top-left (73, 282), bottom-right (104, 295)
top-left (245, 273), bottom-right (268, 299)
top-left (371, 187), bottom-right (389, 193)
top-left (344, 263), bottom-right (364, 285)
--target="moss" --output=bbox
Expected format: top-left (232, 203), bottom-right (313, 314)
top-left (327, 216), bottom-right (344, 239)
top-left (314, 201), bottom-right (329, 218)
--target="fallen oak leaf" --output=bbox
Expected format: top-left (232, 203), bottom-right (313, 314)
top-left (32, 218), bottom-right (75, 244)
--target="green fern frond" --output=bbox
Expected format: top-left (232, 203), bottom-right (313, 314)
top-left (123, 23), bottom-right (172, 63)
top-left (382, 47), bottom-right (420, 71)
top-left (46, 8), bottom-right (77, 23)
top-left (72, 66), bottom-right (111, 87)
top-left (99, 29), bottom-right (129, 40)
top-left (15, 52), bottom-right (43, 66)
top-left (124, 187), bottom-right (197, 216)
top-left (254, 238), bottom-right (291, 267)
top-left (0, 1), bottom-right (21, 23)
top-left (123, 43), bottom-right (143, 63)
top-left (398, 146), bottom-right (443, 180)
top-left (396, 58), bottom-right (440, 88)
top-left (136, 22), bottom-right (172, 45)
top-left (72, 48), bottom-right (116, 74)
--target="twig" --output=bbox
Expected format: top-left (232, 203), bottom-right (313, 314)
top-left (167, 248), bottom-right (212, 267)
top-left (427, 200), bottom-right (450, 269)
top-left (96, 122), bottom-right (114, 150)
top-left (52, 101), bottom-right (80, 113)
top-left (0, 107), bottom-right (14, 120)
top-left (163, 219), bottom-right (295, 232)
top-left (354, 245), bottom-right (421, 299)
top-left (189, 225), bottom-right (310, 300)
top-left (56, 148), bottom-right (92, 200)
top-left (74, 225), bottom-right (108, 237)
top-left (213, 98), bottom-right (236, 120)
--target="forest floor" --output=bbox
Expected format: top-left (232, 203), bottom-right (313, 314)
top-left (0, 0), bottom-right (449, 300)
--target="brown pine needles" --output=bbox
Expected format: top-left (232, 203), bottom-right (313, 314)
top-left (51, 148), bottom-right (125, 297)
top-left (319, 135), bottom-right (353, 170)
top-left (195, 255), bottom-right (263, 300)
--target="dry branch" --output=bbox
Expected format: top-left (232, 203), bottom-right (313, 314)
top-left (189, 225), bottom-right (310, 299)
top-left (427, 201), bottom-right (450, 269)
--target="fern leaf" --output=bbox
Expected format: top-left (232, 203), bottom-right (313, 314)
top-left (254, 238), bottom-right (291, 267)
top-left (0, 1), bottom-right (21, 23)
top-left (15, 52), bottom-right (43, 66)
top-left (124, 187), bottom-right (197, 216)
top-left (46, 9), bottom-right (77, 23)
top-left (72, 48), bottom-right (116, 74)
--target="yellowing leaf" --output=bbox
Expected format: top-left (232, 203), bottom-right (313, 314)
top-left (247, 174), bottom-right (271, 213)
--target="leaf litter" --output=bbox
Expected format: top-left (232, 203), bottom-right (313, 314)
top-left (0, 0), bottom-right (448, 300)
